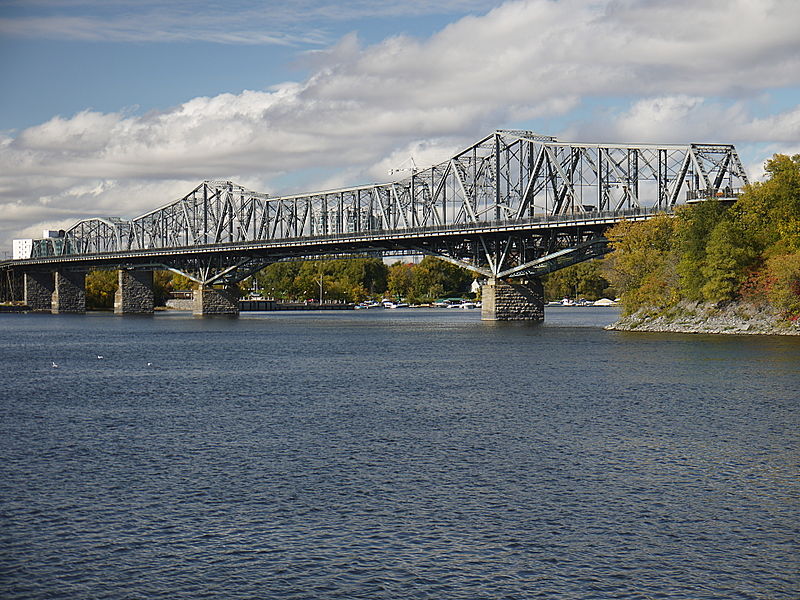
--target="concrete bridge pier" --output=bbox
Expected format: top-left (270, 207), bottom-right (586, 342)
top-left (193, 286), bottom-right (239, 315)
top-left (481, 278), bottom-right (545, 321)
top-left (115, 270), bottom-right (154, 315)
top-left (24, 272), bottom-right (55, 312)
top-left (52, 270), bottom-right (86, 314)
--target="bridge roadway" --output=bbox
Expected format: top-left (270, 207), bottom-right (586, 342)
top-left (0, 206), bottom-right (666, 319)
top-left (0, 129), bottom-right (750, 319)
top-left (6, 208), bottom-right (652, 272)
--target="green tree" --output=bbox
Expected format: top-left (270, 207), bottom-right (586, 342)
top-left (153, 270), bottom-right (186, 306)
top-left (410, 256), bottom-right (472, 302)
top-left (85, 269), bottom-right (118, 310)
top-left (252, 258), bottom-right (388, 302)
top-left (592, 154), bottom-right (800, 317)
top-left (387, 261), bottom-right (414, 299)
top-left (674, 201), bottom-right (730, 300)
top-left (734, 154), bottom-right (800, 253)
top-left (700, 219), bottom-right (759, 303)
top-left (338, 258), bottom-right (388, 297)
top-left (254, 262), bottom-right (301, 299)
top-left (542, 260), bottom-right (614, 302)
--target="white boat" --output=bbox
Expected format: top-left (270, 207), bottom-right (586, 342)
top-left (593, 298), bottom-right (618, 306)
top-left (461, 302), bottom-right (477, 309)
top-left (383, 301), bottom-right (409, 309)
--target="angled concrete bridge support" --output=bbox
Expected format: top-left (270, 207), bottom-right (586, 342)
top-left (24, 272), bottom-right (55, 312)
top-left (114, 270), bottom-right (154, 315)
top-left (193, 286), bottom-right (239, 315)
top-left (481, 278), bottom-right (544, 321)
top-left (52, 270), bottom-right (86, 314)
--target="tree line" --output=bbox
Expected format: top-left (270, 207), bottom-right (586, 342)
top-left (603, 154), bottom-right (800, 318)
top-left (84, 256), bottom-right (477, 309)
top-left (85, 253), bottom-right (617, 310)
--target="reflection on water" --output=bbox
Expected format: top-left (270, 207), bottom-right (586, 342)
top-left (1, 308), bottom-right (798, 599)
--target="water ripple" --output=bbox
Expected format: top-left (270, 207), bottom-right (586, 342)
top-left (1, 310), bottom-right (798, 599)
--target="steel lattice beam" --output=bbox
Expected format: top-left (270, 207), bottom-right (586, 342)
top-left (10, 130), bottom-right (749, 283)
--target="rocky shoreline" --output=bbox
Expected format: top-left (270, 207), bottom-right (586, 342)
top-left (606, 301), bottom-right (800, 336)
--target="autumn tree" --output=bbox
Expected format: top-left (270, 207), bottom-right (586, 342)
top-left (85, 269), bottom-right (118, 310)
top-left (603, 153), bottom-right (800, 317)
top-left (603, 213), bottom-right (679, 314)
top-left (734, 154), bottom-right (800, 253)
top-left (542, 260), bottom-right (614, 302)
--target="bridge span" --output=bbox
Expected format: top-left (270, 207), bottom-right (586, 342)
top-left (1, 130), bottom-right (748, 319)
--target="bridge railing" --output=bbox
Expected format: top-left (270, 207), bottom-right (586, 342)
top-left (16, 207), bottom-right (664, 260)
top-left (686, 187), bottom-right (744, 202)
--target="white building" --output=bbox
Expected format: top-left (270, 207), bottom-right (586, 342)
top-left (12, 239), bottom-right (33, 260)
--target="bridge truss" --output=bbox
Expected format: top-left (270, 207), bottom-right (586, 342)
top-left (13, 130), bottom-right (748, 284)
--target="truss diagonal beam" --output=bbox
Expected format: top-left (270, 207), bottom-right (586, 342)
top-left (16, 130), bottom-right (749, 282)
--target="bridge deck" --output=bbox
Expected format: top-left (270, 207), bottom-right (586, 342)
top-left (5, 208), bottom-right (654, 269)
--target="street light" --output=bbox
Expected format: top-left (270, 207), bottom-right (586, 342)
top-left (317, 261), bottom-right (324, 304)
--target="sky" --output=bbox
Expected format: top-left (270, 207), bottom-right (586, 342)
top-left (1, 0), bottom-right (799, 252)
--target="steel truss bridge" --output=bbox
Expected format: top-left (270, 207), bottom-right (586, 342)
top-left (3, 130), bottom-right (748, 288)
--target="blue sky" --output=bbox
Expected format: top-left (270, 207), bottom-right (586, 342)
top-left (0, 1), bottom-right (479, 130)
top-left (1, 0), bottom-right (799, 249)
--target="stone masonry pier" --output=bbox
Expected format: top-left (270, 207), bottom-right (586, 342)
top-left (114, 270), bottom-right (154, 314)
top-left (193, 286), bottom-right (239, 315)
top-left (481, 278), bottom-right (544, 321)
top-left (52, 270), bottom-right (86, 314)
top-left (24, 272), bottom-right (55, 312)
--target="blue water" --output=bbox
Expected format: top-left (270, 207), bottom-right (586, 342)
top-left (1, 308), bottom-right (798, 599)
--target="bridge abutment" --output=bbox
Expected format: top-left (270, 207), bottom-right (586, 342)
top-left (481, 278), bottom-right (544, 321)
top-left (193, 286), bottom-right (239, 315)
top-left (52, 271), bottom-right (86, 314)
top-left (114, 270), bottom-right (154, 315)
top-left (24, 272), bottom-right (55, 312)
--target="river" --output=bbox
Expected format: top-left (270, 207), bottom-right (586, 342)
top-left (1, 307), bottom-right (798, 599)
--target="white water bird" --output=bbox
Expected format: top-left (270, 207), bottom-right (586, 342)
top-left (97, 355), bottom-right (104, 360)
top-left (146, 362), bottom-right (152, 367)
top-left (51, 361), bottom-right (58, 368)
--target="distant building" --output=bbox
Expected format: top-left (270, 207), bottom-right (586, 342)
top-left (12, 230), bottom-right (65, 260)
top-left (12, 239), bottom-right (32, 260)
